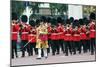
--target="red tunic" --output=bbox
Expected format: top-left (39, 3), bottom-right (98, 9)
top-left (80, 26), bottom-right (87, 40)
top-left (86, 32), bottom-right (90, 40)
top-left (28, 28), bottom-right (36, 43)
top-left (50, 29), bottom-right (59, 40)
top-left (48, 26), bottom-right (52, 39)
top-left (64, 28), bottom-right (72, 41)
top-left (12, 23), bottom-right (20, 40)
top-left (73, 29), bottom-right (80, 41)
top-left (57, 25), bottom-right (64, 40)
top-left (64, 31), bottom-right (71, 41)
top-left (20, 23), bottom-right (30, 40)
top-left (89, 22), bottom-right (96, 38)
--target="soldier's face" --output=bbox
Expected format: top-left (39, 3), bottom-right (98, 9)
top-left (48, 23), bottom-right (51, 26)
top-left (58, 23), bottom-right (61, 26)
top-left (40, 22), bottom-right (43, 25)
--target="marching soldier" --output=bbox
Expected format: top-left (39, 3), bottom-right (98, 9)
top-left (63, 20), bottom-right (72, 56)
top-left (47, 17), bottom-right (52, 54)
top-left (28, 20), bottom-right (37, 56)
top-left (89, 13), bottom-right (96, 55)
top-left (80, 24), bottom-right (87, 53)
top-left (11, 12), bottom-right (19, 58)
top-left (72, 20), bottom-right (81, 54)
top-left (50, 25), bottom-right (59, 55)
top-left (57, 17), bottom-right (64, 53)
top-left (89, 20), bottom-right (96, 55)
top-left (19, 15), bottom-right (30, 57)
top-left (86, 24), bottom-right (91, 52)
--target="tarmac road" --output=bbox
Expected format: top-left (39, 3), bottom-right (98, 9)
top-left (11, 50), bottom-right (95, 66)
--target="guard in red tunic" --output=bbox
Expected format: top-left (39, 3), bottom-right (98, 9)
top-left (86, 24), bottom-right (91, 52)
top-left (47, 17), bottom-right (52, 54)
top-left (80, 24), bottom-right (87, 53)
top-left (28, 20), bottom-right (37, 56)
top-left (19, 15), bottom-right (30, 57)
top-left (50, 25), bottom-right (59, 55)
top-left (89, 20), bottom-right (96, 55)
top-left (47, 22), bottom-right (52, 54)
top-left (11, 12), bottom-right (19, 58)
top-left (63, 23), bottom-right (72, 56)
top-left (57, 17), bottom-right (65, 53)
top-left (72, 20), bottom-right (81, 54)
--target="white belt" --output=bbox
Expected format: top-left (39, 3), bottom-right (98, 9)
top-left (22, 32), bottom-right (28, 34)
top-left (29, 34), bottom-right (36, 36)
top-left (91, 30), bottom-right (95, 32)
top-left (12, 32), bottom-right (17, 33)
top-left (52, 33), bottom-right (58, 35)
top-left (58, 32), bottom-right (63, 34)
top-left (80, 33), bottom-right (84, 34)
top-left (74, 34), bottom-right (80, 36)
top-left (65, 34), bottom-right (71, 36)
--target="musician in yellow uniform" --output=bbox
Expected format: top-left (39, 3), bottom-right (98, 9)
top-left (36, 21), bottom-right (49, 59)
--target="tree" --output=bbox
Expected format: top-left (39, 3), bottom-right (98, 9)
top-left (11, 1), bottom-right (26, 18)
top-left (50, 3), bottom-right (68, 15)
top-left (29, 2), bottom-right (41, 15)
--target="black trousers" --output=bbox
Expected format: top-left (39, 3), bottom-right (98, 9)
top-left (51, 40), bottom-right (59, 55)
top-left (28, 43), bottom-right (37, 56)
top-left (64, 41), bottom-right (72, 56)
top-left (86, 40), bottom-right (90, 52)
top-left (72, 41), bottom-right (80, 54)
top-left (21, 40), bottom-right (28, 57)
top-left (81, 40), bottom-right (87, 53)
top-left (12, 40), bottom-right (18, 58)
top-left (59, 40), bottom-right (64, 53)
top-left (47, 39), bottom-right (51, 53)
top-left (90, 38), bottom-right (96, 55)
top-left (77, 41), bottom-right (81, 54)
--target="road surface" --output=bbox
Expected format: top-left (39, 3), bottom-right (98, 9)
top-left (11, 50), bottom-right (95, 66)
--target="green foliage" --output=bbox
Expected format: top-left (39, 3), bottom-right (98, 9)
top-left (50, 3), bottom-right (68, 15)
top-left (11, 1), bottom-right (26, 18)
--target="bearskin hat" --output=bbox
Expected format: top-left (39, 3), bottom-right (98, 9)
top-left (21, 15), bottom-right (28, 23)
top-left (69, 17), bottom-right (74, 23)
top-left (40, 16), bottom-right (47, 23)
top-left (79, 18), bottom-right (83, 25)
top-left (73, 19), bottom-right (79, 26)
top-left (89, 12), bottom-right (96, 20)
top-left (12, 12), bottom-right (18, 20)
top-left (83, 17), bottom-right (88, 25)
top-left (47, 17), bottom-right (51, 23)
top-left (29, 20), bottom-right (35, 27)
top-left (66, 19), bottom-right (70, 24)
top-left (51, 17), bottom-right (57, 26)
top-left (35, 18), bottom-right (41, 26)
top-left (57, 17), bottom-right (63, 24)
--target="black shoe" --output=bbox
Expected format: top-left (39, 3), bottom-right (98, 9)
top-left (21, 55), bottom-right (24, 57)
top-left (35, 52), bottom-right (38, 55)
top-left (41, 55), bottom-right (44, 57)
top-left (91, 52), bottom-right (94, 55)
top-left (16, 56), bottom-right (18, 58)
top-left (83, 51), bottom-right (86, 53)
top-left (65, 54), bottom-right (68, 56)
top-left (56, 52), bottom-right (59, 55)
top-left (52, 53), bottom-right (55, 56)
top-left (70, 52), bottom-right (72, 55)
top-left (63, 51), bottom-right (65, 53)
top-left (36, 57), bottom-right (41, 59)
top-left (31, 54), bottom-right (33, 56)
top-left (73, 52), bottom-right (76, 55)
top-left (45, 56), bottom-right (48, 59)
top-left (79, 51), bottom-right (81, 54)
